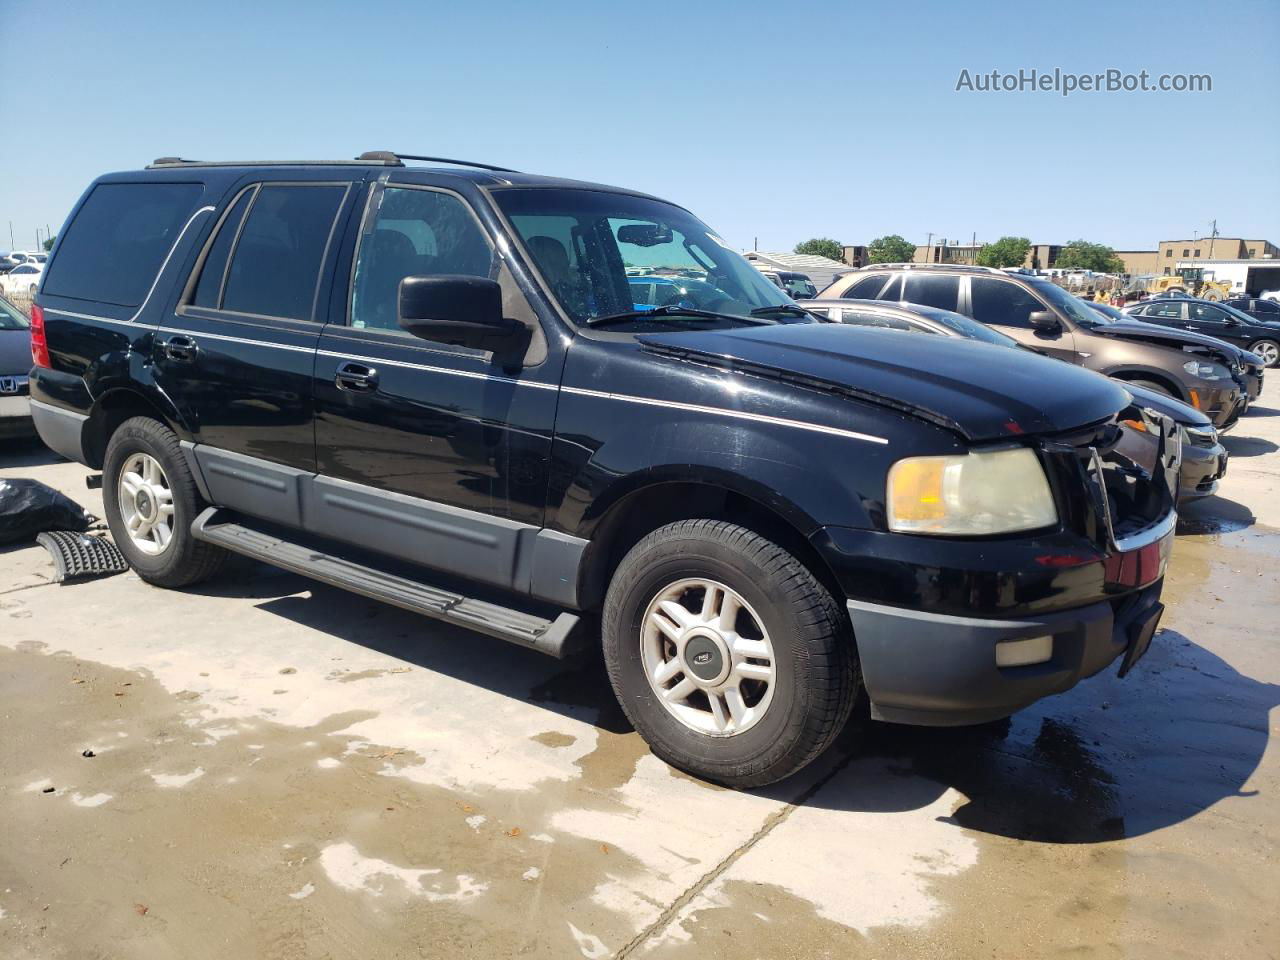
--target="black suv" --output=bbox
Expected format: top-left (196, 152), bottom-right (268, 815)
top-left (29, 153), bottom-right (1177, 787)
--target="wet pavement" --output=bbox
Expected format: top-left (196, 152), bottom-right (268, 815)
top-left (1, 406), bottom-right (1278, 959)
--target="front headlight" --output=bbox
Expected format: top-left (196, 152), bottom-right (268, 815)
top-left (1183, 359), bottom-right (1229, 381)
top-left (887, 447), bottom-right (1058, 535)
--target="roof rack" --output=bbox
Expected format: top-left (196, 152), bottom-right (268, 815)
top-left (356, 151), bottom-right (519, 173)
top-left (147, 152), bottom-right (518, 173)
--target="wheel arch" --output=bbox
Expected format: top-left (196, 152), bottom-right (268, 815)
top-left (83, 386), bottom-right (187, 469)
top-left (575, 475), bottom-right (843, 613)
top-left (1104, 366), bottom-right (1188, 402)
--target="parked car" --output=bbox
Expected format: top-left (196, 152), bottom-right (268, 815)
top-left (1225, 296), bottom-right (1280, 325)
top-left (813, 299), bottom-right (1227, 501)
top-left (0, 296), bottom-right (33, 439)
top-left (1087, 300), bottom-right (1264, 408)
top-left (0, 262), bottom-right (43, 297)
top-left (1124, 297), bottom-right (1280, 369)
top-left (820, 265), bottom-right (1247, 430)
top-left (759, 270), bottom-right (817, 299)
top-left (31, 153), bottom-right (1177, 787)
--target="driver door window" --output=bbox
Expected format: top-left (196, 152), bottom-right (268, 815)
top-left (350, 186), bottom-right (494, 332)
top-left (969, 277), bottom-right (1044, 328)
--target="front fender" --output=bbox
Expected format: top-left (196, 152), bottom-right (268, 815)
top-left (547, 411), bottom-right (914, 539)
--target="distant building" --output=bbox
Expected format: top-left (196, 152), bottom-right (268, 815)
top-left (841, 244), bottom-right (869, 268)
top-left (1114, 250), bottom-right (1159, 275)
top-left (743, 251), bottom-right (852, 292)
top-left (1157, 237), bottom-right (1279, 274)
top-left (1022, 244), bottom-right (1063, 270)
top-left (913, 242), bottom-right (982, 265)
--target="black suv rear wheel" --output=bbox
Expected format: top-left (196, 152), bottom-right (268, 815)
top-left (602, 519), bottom-right (858, 788)
top-left (102, 417), bottom-right (227, 587)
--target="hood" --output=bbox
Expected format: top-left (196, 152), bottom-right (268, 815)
top-left (1122, 382), bottom-right (1211, 428)
top-left (1096, 319), bottom-right (1248, 363)
top-left (0, 329), bottom-right (31, 376)
top-left (638, 323), bottom-right (1129, 442)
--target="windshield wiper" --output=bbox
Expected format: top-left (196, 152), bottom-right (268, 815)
top-left (750, 304), bottom-right (819, 320)
top-left (585, 305), bottom-right (775, 329)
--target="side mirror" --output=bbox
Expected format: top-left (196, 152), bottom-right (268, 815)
top-left (398, 275), bottom-right (527, 364)
top-left (1028, 310), bottom-right (1062, 335)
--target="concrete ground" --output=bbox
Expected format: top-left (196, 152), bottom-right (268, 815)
top-left (1, 404), bottom-right (1278, 960)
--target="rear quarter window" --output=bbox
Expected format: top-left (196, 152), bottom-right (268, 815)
top-left (43, 182), bottom-right (204, 307)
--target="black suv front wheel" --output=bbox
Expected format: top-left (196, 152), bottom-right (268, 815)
top-left (102, 417), bottom-right (227, 587)
top-left (603, 519), bottom-right (858, 788)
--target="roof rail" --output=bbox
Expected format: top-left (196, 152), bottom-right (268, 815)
top-left (147, 156), bottom-right (402, 169)
top-left (357, 151), bottom-right (519, 173)
top-left (856, 262), bottom-right (1005, 274)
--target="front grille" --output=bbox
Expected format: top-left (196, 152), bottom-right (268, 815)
top-left (1184, 425), bottom-right (1218, 449)
top-left (1041, 408), bottom-right (1178, 552)
top-left (0, 374), bottom-right (29, 397)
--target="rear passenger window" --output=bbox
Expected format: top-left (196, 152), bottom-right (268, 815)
top-left (43, 182), bottom-right (203, 307)
top-left (221, 184), bottom-right (347, 321)
top-left (875, 276), bottom-right (902, 301)
top-left (903, 274), bottom-right (959, 311)
top-left (192, 188), bottom-right (255, 308)
top-left (843, 274), bottom-right (889, 299)
top-left (350, 187), bottom-right (493, 332)
top-left (969, 277), bottom-right (1044, 328)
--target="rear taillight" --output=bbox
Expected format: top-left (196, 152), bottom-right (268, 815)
top-left (30, 303), bottom-right (51, 368)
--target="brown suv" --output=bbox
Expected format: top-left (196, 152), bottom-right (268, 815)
top-left (820, 265), bottom-right (1247, 429)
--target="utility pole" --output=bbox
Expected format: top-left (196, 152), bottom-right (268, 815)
top-left (7, 221), bottom-right (12, 250)
top-left (1208, 219), bottom-right (1218, 259)
top-left (924, 232), bottom-right (933, 263)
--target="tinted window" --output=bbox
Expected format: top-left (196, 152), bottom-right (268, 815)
top-left (351, 187), bottom-right (493, 332)
top-left (875, 276), bottom-right (902, 301)
top-left (1147, 302), bottom-right (1183, 319)
top-left (192, 188), bottom-right (255, 308)
top-left (1253, 300), bottom-right (1280, 315)
top-left (1190, 303), bottom-right (1229, 323)
top-left (970, 278), bottom-right (1046, 328)
top-left (222, 184), bottom-right (346, 321)
top-left (844, 274), bottom-right (889, 299)
top-left (903, 274), bottom-right (959, 311)
top-left (42, 182), bottom-right (203, 306)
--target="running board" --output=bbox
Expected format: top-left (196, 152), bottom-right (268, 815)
top-left (191, 509), bottom-right (584, 658)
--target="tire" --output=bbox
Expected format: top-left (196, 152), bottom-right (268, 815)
top-left (1125, 378), bottom-right (1175, 398)
top-left (102, 416), bottom-right (227, 587)
top-left (602, 519), bottom-right (858, 788)
top-left (1248, 339), bottom-right (1279, 368)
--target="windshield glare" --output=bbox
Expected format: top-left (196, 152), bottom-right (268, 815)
top-left (0, 300), bottom-right (29, 330)
top-left (494, 188), bottom-right (797, 327)
top-left (916, 306), bottom-right (1018, 346)
top-left (1030, 280), bottom-right (1107, 327)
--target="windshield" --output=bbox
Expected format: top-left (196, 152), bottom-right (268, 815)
top-left (1029, 279), bottom-right (1109, 327)
top-left (0, 298), bottom-right (29, 330)
top-left (494, 188), bottom-right (798, 328)
top-left (1218, 301), bottom-right (1275, 325)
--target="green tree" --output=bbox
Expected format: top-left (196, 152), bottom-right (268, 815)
top-left (1055, 240), bottom-right (1126, 274)
top-left (866, 234), bottom-right (916, 264)
top-left (793, 237), bottom-right (844, 262)
top-left (976, 235), bottom-right (1031, 268)
top-left (43, 235), bottom-right (56, 252)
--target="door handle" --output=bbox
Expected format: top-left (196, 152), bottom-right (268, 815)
top-left (162, 335), bottom-right (199, 363)
top-left (335, 361), bottom-right (378, 392)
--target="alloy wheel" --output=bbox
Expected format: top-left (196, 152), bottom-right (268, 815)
top-left (641, 578), bottom-right (776, 737)
top-left (117, 452), bottom-right (176, 555)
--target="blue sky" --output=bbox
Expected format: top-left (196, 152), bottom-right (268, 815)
top-left (1, 0), bottom-right (1276, 254)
